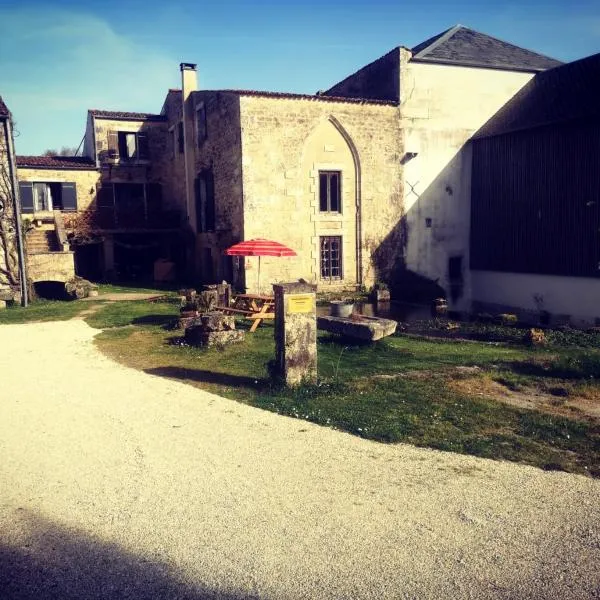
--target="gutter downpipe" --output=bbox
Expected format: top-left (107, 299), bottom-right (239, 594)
top-left (3, 115), bottom-right (28, 306)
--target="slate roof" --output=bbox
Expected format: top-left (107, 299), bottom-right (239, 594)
top-left (411, 25), bottom-right (562, 72)
top-left (0, 96), bottom-right (9, 117)
top-left (89, 109), bottom-right (166, 122)
top-left (218, 89), bottom-right (396, 105)
top-left (17, 155), bottom-right (97, 170)
top-left (473, 52), bottom-right (600, 139)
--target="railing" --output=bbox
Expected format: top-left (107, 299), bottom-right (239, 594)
top-left (93, 207), bottom-right (182, 230)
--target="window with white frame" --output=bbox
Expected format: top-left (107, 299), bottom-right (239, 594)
top-left (320, 236), bottom-right (343, 280)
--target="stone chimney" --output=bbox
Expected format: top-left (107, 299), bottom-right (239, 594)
top-left (180, 62), bottom-right (197, 101)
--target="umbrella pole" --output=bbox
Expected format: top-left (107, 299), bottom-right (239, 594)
top-left (257, 256), bottom-right (261, 295)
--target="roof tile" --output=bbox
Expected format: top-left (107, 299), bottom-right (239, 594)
top-left (412, 25), bottom-right (562, 72)
top-left (218, 89), bottom-right (396, 106)
top-left (89, 109), bottom-right (166, 121)
top-left (17, 155), bottom-right (96, 170)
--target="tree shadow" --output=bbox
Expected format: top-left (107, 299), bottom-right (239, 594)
top-left (131, 314), bottom-right (175, 326)
top-left (144, 366), bottom-right (268, 389)
top-left (0, 509), bottom-right (259, 599)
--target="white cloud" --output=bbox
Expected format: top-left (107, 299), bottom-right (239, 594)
top-left (0, 7), bottom-right (179, 153)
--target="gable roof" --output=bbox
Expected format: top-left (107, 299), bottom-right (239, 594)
top-left (0, 96), bottom-right (9, 117)
top-left (88, 109), bottom-right (166, 122)
top-left (17, 155), bottom-right (96, 170)
top-left (411, 25), bottom-right (562, 73)
top-left (473, 52), bottom-right (600, 139)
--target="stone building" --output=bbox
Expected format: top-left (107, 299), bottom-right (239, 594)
top-left (6, 24), bottom-right (599, 323)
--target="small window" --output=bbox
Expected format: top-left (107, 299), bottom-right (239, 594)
top-left (320, 236), bottom-right (343, 280)
top-left (196, 104), bottom-right (207, 145)
top-left (168, 126), bottom-right (175, 159)
top-left (195, 169), bottom-right (215, 233)
top-left (319, 171), bottom-right (341, 213)
top-left (178, 121), bottom-right (184, 154)
top-left (109, 131), bottom-right (149, 161)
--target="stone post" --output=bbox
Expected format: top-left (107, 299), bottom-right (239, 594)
top-left (273, 280), bottom-right (317, 386)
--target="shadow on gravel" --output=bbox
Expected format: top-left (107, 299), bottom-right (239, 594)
top-left (0, 510), bottom-right (259, 600)
top-left (145, 366), bottom-right (267, 389)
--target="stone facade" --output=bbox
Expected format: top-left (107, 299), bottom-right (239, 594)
top-left (187, 91), bottom-right (244, 284)
top-left (17, 167), bottom-right (100, 213)
top-left (238, 95), bottom-right (402, 292)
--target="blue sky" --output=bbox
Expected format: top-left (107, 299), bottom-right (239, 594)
top-left (1, 0), bottom-right (599, 154)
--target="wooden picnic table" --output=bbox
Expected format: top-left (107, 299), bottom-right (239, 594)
top-left (216, 293), bottom-right (275, 332)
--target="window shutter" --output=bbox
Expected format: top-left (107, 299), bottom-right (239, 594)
top-left (194, 175), bottom-right (203, 232)
top-left (108, 131), bottom-right (119, 158)
top-left (96, 182), bottom-right (115, 228)
top-left (19, 182), bottom-right (34, 213)
top-left (61, 182), bottom-right (77, 212)
top-left (206, 170), bottom-right (215, 231)
top-left (137, 132), bottom-right (149, 160)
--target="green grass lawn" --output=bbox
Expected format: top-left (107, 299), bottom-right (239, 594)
top-left (2, 297), bottom-right (599, 476)
top-left (89, 300), bottom-right (600, 477)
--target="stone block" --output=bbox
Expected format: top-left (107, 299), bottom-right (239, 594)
top-left (185, 327), bottom-right (245, 347)
top-left (0, 300), bottom-right (6, 310)
top-left (199, 311), bottom-right (236, 332)
top-left (317, 315), bottom-right (397, 341)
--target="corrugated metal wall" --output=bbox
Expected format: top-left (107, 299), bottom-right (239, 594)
top-left (471, 119), bottom-right (600, 278)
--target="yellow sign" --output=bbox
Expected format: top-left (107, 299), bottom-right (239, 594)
top-left (287, 294), bottom-right (314, 314)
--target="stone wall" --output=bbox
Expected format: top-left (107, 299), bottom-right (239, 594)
top-left (191, 91), bottom-right (244, 283)
top-left (92, 116), bottom-right (176, 208)
top-left (239, 95), bottom-right (402, 293)
top-left (399, 51), bottom-right (534, 309)
top-left (27, 251), bottom-right (75, 283)
top-left (161, 91), bottom-right (187, 218)
top-left (17, 167), bottom-right (100, 213)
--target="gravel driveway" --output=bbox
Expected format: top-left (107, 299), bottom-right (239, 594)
top-left (0, 320), bottom-right (598, 599)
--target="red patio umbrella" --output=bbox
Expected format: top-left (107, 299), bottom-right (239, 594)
top-left (224, 238), bottom-right (297, 293)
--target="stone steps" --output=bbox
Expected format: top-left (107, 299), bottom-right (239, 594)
top-left (27, 229), bottom-right (61, 253)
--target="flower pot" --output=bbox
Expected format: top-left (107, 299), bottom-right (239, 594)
top-left (330, 301), bottom-right (354, 318)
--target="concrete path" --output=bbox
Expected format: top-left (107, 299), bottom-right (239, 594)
top-left (0, 320), bottom-right (599, 599)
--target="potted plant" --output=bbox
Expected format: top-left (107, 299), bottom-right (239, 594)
top-left (370, 281), bottom-right (390, 302)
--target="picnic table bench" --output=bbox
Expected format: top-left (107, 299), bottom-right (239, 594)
top-left (216, 293), bottom-right (275, 332)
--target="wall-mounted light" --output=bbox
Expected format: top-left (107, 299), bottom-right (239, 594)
top-left (400, 151), bottom-right (418, 165)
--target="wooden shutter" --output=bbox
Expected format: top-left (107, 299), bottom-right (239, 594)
top-left (137, 132), bottom-right (149, 160)
top-left (61, 182), bottom-right (77, 212)
top-left (19, 182), bottom-right (34, 213)
top-left (96, 182), bottom-right (115, 228)
top-left (205, 170), bottom-right (215, 231)
top-left (194, 175), bottom-right (203, 232)
top-left (107, 131), bottom-right (119, 158)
